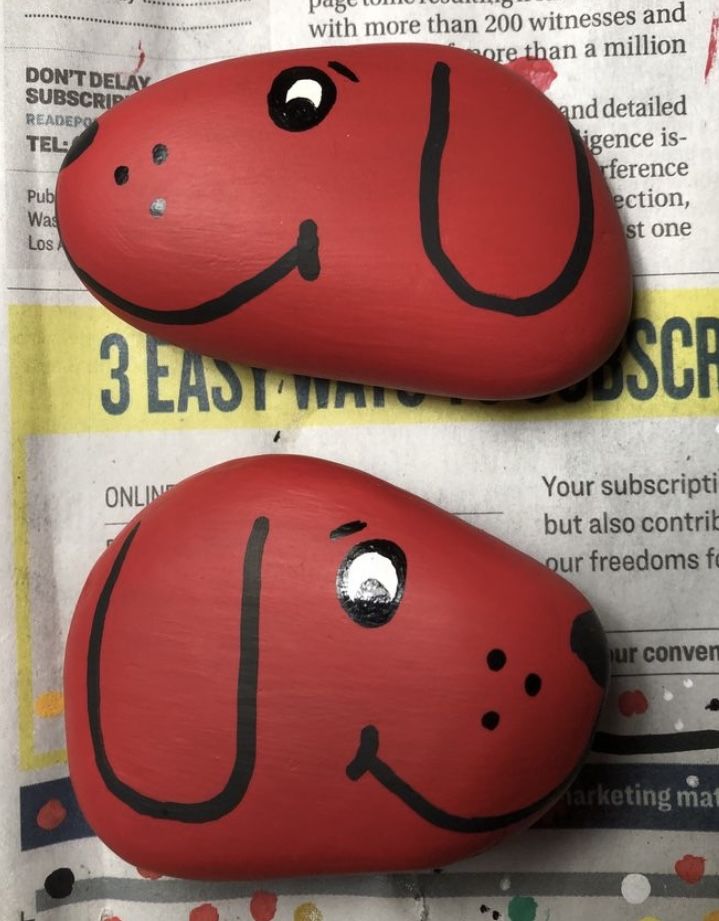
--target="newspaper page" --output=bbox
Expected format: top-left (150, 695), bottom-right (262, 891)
top-left (1, 0), bottom-right (718, 919)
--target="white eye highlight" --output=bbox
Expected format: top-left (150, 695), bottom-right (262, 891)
top-left (337, 539), bottom-right (407, 628)
top-left (285, 78), bottom-right (323, 110)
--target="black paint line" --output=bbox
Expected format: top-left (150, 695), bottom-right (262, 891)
top-left (62, 220), bottom-right (319, 326)
top-left (346, 725), bottom-right (573, 833)
top-left (420, 62), bottom-right (594, 316)
top-left (87, 516), bottom-right (269, 821)
top-left (328, 60), bottom-right (359, 83)
top-left (593, 730), bottom-right (719, 755)
top-left (330, 520), bottom-right (367, 540)
top-left (37, 870), bottom-right (719, 911)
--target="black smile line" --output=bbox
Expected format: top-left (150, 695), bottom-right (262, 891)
top-left (346, 725), bottom-right (569, 833)
top-left (64, 220), bottom-right (320, 326)
top-left (420, 61), bottom-right (595, 317)
top-left (87, 515), bottom-right (269, 822)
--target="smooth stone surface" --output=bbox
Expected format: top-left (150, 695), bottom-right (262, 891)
top-left (64, 455), bottom-right (609, 879)
top-left (56, 44), bottom-right (632, 400)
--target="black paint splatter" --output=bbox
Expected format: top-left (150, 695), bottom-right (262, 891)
top-left (44, 867), bottom-right (75, 899)
top-left (273, 430), bottom-right (281, 443)
top-left (706, 698), bottom-right (719, 712)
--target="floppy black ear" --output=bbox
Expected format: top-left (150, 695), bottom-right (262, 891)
top-left (570, 610), bottom-right (609, 689)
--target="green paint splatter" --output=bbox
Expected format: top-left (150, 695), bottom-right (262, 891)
top-left (507, 896), bottom-right (538, 921)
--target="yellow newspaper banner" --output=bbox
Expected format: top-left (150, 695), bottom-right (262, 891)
top-left (8, 288), bottom-right (719, 768)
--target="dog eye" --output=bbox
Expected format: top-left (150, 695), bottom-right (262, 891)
top-left (268, 66), bottom-right (337, 132)
top-left (337, 539), bottom-right (407, 628)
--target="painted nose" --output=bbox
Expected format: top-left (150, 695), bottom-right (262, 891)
top-left (61, 120), bottom-right (98, 170)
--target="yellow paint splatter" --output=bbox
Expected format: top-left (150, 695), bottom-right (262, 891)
top-left (294, 903), bottom-right (323, 921)
top-left (639, 916), bottom-right (662, 921)
top-left (34, 691), bottom-right (64, 718)
top-left (703, 912), bottom-right (719, 921)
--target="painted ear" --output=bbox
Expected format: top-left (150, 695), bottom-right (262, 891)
top-left (420, 60), bottom-right (594, 316)
top-left (570, 610), bottom-right (609, 689)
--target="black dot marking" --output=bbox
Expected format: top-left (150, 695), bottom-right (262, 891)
top-left (487, 648), bottom-right (506, 671)
top-left (44, 867), bottom-right (75, 899)
top-left (152, 143), bottom-right (168, 164)
top-left (481, 710), bottom-right (500, 731)
top-left (493, 913), bottom-right (501, 920)
top-left (706, 698), bottom-right (719, 712)
top-left (525, 673), bottom-right (542, 697)
top-left (114, 165), bottom-right (129, 185)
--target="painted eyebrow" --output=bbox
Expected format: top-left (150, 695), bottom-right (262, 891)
top-left (328, 60), bottom-right (359, 83)
top-left (330, 520), bottom-right (367, 540)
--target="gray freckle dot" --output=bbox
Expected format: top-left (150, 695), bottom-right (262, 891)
top-left (152, 143), bottom-right (168, 165)
top-left (149, 197), bottom-right (166, 217)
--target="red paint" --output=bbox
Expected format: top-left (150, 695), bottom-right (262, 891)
top-left (136, 866), bottom-right (162, 879)
top-left (250, 891), bottom-right (278, 921)
top-left (56, 44), bottom-right (631, 401)
top-left (190, 905), bottom-right (219, 921)
top-left (618, 690), bottom-right (649, 717)
top-left (675, 854), bottom-right (706, 884)
top-left (64, 456), bottom-right (607, 878)
top-left (505, 57), bottom-right (558, 93)
top-left (37, 798), bottom-right (67, 830)
top-left (133, 40), bottom-right (146, 75)
top-left (706, 15), bottom-right (719, 80)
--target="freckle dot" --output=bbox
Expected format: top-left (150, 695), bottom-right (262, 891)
top-left (37, 798), bottom-right (67, 830)
top-left (620, 873), bottom-right (651, 904)
top-left (525, 673), bottom-right (542, 697)
top-left (152, 143), bottom-right (168, 164)
top-left (44, 867), bottom-right (75, 899)
top-left (294, 904), bottom-right (323, 921)
top-left (487, 649), bottom-right (506, 671)
top-left (482, 710), bottom-right (500, 731)
top-left (114, 165), bottom-right (129, 185)
top-left (189, 905), bottom-right (219, 921)
top-left (251, 891), bottom-right (278, 921)
top-left (149, 197), bottom-right (166, 217)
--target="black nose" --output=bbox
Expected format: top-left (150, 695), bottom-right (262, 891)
top-left (61, 120), bottom-right (98, 170)
top-left (570, 609), bottom-right (609, 689)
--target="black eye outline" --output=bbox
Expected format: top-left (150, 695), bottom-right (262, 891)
top-left (268, 66), bottom-right (337, 132)
top-left (336, 539), bottom-right (407, 628)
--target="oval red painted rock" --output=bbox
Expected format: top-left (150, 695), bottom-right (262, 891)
top-left (55, 44), bottom-right (631, 400)
top-left (64, 455), bottom-right (608, 878)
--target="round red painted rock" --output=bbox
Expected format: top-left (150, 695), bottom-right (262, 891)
top-left (64, 455), bottom-right (608, 879)
top-left (55, 44), bottom-right (631, 400)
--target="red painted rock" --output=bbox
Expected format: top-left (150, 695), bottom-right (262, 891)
top-left (55, 44), bottom-right (631, 400)
top-left (64, 455), bottom-right (608, 878)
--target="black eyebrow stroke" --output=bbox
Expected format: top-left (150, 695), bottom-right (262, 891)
top-left (328, 60), bottom-right (359, 83)
top-left (330, 520), bottom-right (367, 540)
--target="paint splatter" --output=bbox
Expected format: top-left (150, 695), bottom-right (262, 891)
top-left (34, 691), bottom-right (64, 717)
top-left (251, 891), bottom-right (278, 921)
top-left (663, 689), bottom-right (674, 701)
top-left (505, 57), bottom-right (557, 93)
top-left (508, 896), bottom-right (538, 921)
top-left (500, 875), bottom-right (512, 891)
top-left (706, 698), bottom-right (719, 711)
top-left (639, 917), bottom-right (661, 921)
top-left (44, 867), bottom-right (75, 899)
top-left (479, 906), bottom-right (502, 919)
top-left (294, 904), bottom-right (323, 921)
top-left (137, 866), bottom-right (162, 879)
top-left (675, 854), bottom-right (706, 884)
top-left (190, 905), bottom-right (219, 921)
top-left (37, 798), bottom-right (67, 830)
top-left (618, 689), bottom-right (649, 717)
top-left (133, 40), bottom-right (146, 75)
top-left (674, 719), bottom-right (685, 731)
top-left (621, 874), bottom-right (651, 904)
top-left (273, 431), bottom-right (281, 443)
top-left (703, 912), bottom-right (719, 921)
top-left (706, 15), bottom-right (719, 81)
top-left (683, 678), bottom-right (694, 688)
top-left (687, 775), bottom-right (700, 788)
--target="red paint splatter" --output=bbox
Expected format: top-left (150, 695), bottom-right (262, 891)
top-left (675, 854), bottom-right (706, 884)
top-left (251, 891), bottom-right (278, 921)
top-left (137, 867), bottom-right (162, 879)
top-left (190, 905), bottom-right (219, 921)
top-left (37, 799), bottom-right (67, 830)
top-left (618, 689), bottom-right (649, 717)
top-left (706, 15), bottom-right (719, 80)
top-left (133, 40), bottom-right (146, 75)
top-left (505, 57), bottom-right (558, 93)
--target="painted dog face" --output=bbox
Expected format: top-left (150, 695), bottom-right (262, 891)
top-left (55, 44), bottom-right (631, 400)
top-left (64, 456), bottom-right (608, 879)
